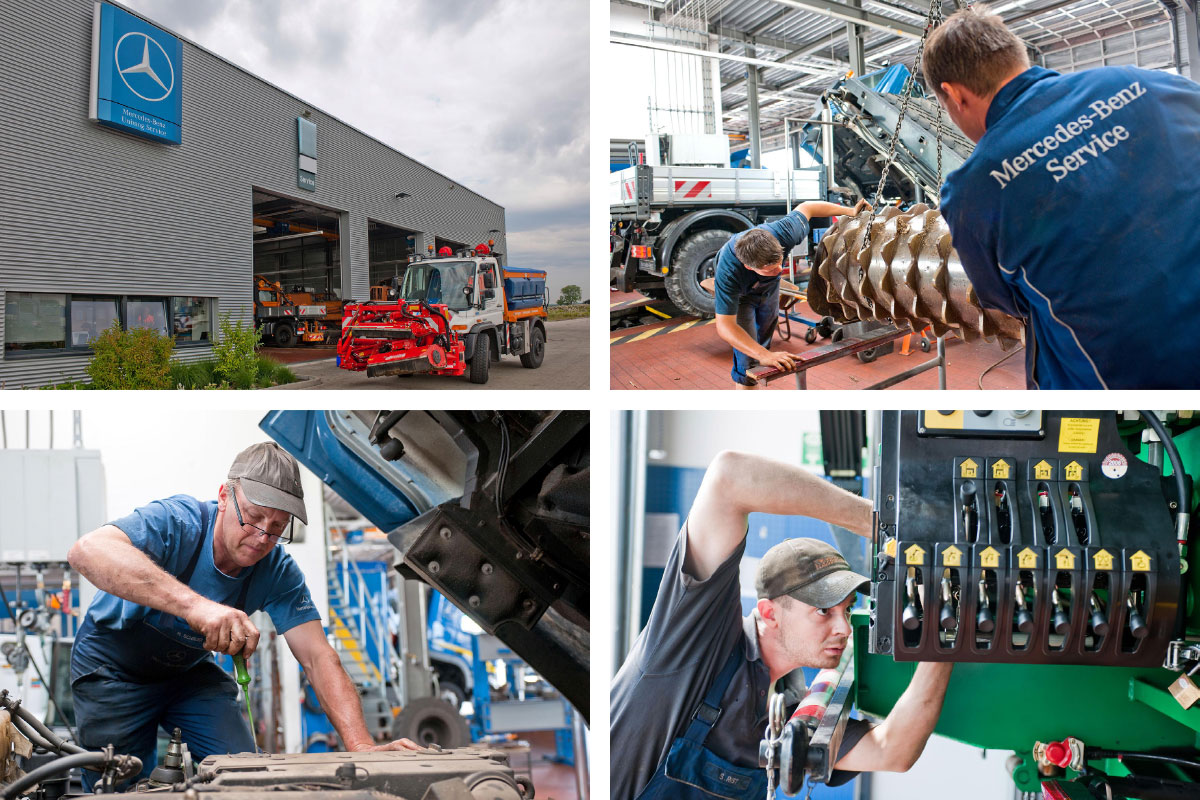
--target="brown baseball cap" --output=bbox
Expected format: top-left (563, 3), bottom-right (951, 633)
top-left (228, 442), bottom-right (307, 524)
top-left (756, 538), bottom-right (869, 608)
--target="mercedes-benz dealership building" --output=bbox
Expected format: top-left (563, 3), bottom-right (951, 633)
top-left (0, 0), bottom-right (507, 386)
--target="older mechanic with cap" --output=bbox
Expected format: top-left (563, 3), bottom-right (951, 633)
top-left (611, 451), bottom-right (953, 800)
top-left (68, 442), bottom-right (422, 789)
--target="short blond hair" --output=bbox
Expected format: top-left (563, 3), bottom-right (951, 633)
top-left (924, 5), bottom-right (1030, 98)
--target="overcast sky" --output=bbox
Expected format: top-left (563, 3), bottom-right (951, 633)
top-left (123, 0), bottom-right (589, 301)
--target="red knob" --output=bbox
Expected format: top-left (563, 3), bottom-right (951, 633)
top-left (1045, 740), bottom-right (1071, 768)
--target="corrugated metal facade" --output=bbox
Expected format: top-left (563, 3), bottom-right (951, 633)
top-left (0, 0), bottom-right (506, 387)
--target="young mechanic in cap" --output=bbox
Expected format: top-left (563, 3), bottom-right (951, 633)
top-left (611, 451), bottom-right (953, 800)
top-left (927, 6), bottom-right (1200, 388)
top-left (68, 443), bottom-right (423, 788)
top-left (713, 198), bottom-right (871, 389)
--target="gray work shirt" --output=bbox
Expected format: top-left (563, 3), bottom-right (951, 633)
top-left (610, 523), bottom-right (872, 800)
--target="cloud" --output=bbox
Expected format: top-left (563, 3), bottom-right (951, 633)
top-left (122, 0), bottom-right (589, 284)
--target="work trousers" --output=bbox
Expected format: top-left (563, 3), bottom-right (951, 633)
top-left (730, 284), bottom-right (780, 386)
top-left (72, 660), bottom-right (254, 790)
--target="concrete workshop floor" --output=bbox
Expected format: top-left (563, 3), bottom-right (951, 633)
top-left (509, 730), bottom-right (584, 800)
top-left (610, 292), bottom-right (1025, 390)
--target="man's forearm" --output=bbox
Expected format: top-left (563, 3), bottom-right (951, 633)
top-left (873, 662), bottom-right (954, 771)
top-left (69, 527), bottom-right (204, 620)
top-left (796, 201), bottom-right (855, 219)
top-left (306, 650), bottom-right (375, 750)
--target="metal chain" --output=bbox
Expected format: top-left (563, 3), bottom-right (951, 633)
top-left (860, 0), bottom-right (943, 253)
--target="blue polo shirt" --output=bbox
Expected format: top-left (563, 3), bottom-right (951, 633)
top-left (713, 212), bottom-right (810, 315)
top-left (941, 65), bottom-right (1200, 388)
top-left (73, 495), bottom-right (321, 680)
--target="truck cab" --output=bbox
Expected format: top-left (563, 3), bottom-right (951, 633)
top-left (398, 244), bottom-right (548, 383)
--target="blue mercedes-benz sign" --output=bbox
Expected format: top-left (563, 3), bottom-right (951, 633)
top-left (89, 2), bottom-right (183, 145)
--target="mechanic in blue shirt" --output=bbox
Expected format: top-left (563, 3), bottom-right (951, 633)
top-left (68, 443), bottom-right (422, 789)
top-left (714, 199), bottom-right (870, 388)
top-left (927, 7), bottom-right (1200, 388)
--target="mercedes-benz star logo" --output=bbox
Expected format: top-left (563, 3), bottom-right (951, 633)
top-left (115, 31), bottom-right (175, 103)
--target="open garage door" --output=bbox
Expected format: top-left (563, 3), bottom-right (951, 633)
top-left (368, 220), bottom-right (417, 297)
top-left (252, 189), bottom-right (343, 347)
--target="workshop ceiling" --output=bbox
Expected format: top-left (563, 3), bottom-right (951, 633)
top-left (613, 0), bottom-right (1183, 143)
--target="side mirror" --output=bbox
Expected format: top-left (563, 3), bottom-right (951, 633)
top-left (483, 272), bottom-right (496, 289)
top-left (483, 288), bottom-right (496, 300)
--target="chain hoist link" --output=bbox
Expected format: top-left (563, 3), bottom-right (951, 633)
top-left (860, 0), bottom-right (941, 254)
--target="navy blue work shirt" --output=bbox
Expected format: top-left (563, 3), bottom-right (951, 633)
top-left (713, 212), bottom-right (810, 316)
top-left (941, 65), bottom-right (1200, 388)
top-left (72, 495), bottom-right (321, 681)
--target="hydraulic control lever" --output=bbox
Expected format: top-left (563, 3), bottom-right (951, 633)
top-left (1126, 593), bottom-right (1148, 639)
top-left (902, 574), bottom-right (921, 631)
top-left (976, 574), bottom-right (995, 633)
top-left (938, 576), bottom-right (957, 630)
top-left (1014, 579), bottom-right (1034, 634)
top-left (1037, 487), bottom-right (1057, 544)
top-left (1052, 589), bottom-right (1071, 636)
top-left (1089, 593), bottom-right (1109, 636)
top-left (960, 481), bottom-right (978, 542)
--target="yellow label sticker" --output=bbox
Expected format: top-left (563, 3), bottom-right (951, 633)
top-left (924, 410), bottom-right (964, 429)
top-left (960, 458), bottom-right (979, 479)
top-left (1017, 547), bottom-right (1039, 568)
top-left (942, 545), bottom-right (964, 567)
top-left (1034, 460), bottom-right (1054, 480)
top-left (905, 544), bottom-right (926, 565)
top-left (1064, 460), bottom-right (1084, 481)
top-left (1054, 548), bottom-right (1076, 569)
top-left (884, 538), bottom-right (897, 558)
top-left (980, 546), bottom-right (1001, 568)
top-left (1130, 550), bottom-right (1151, 571)
top-left (991, 459), bottom-right (1012, 480)
top-left (1059, 417), bottom-right (1101, 454)
top-left (1093, 549), bottom-right (1114, 570)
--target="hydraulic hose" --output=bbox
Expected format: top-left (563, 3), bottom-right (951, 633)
top-left (0, 751), bottom-right (141, 800)
top-left (0, 694), bottom-right (83, 755)
top-left (1139, 411), bottom-right (1191, 547)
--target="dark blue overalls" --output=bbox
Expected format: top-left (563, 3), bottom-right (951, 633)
top-left (635, 646), bottom-right (769, 799)
top-left (71, 508), bottom-right (255, 790)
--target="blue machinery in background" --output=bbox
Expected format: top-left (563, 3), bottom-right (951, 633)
top-left (429, 591), bottom-right (576, 763)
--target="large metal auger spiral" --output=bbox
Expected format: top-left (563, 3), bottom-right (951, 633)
top-left (807, 205), bottom-right (1025, 350)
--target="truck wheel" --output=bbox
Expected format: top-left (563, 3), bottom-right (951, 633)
top-left (520, 327), bottom-right (545, 369)
top-left (468, 335), bottom-right (490, 384)
top-left (665, 230), bottom-right (729, 318)
top-left (274, 325), bottom-right (295, 347)
top-left (392, 697), bottom-right (469, 748)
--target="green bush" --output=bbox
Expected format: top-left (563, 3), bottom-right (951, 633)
top-left (168, 360), bottom-right (219, 389)
top-left (167, 355), bottom-right (296, 390)
top-left (212, 311), bottom-right (262, 385)
top-left (86, 320), bottom-right (175, 390)
top-left (253, 356), bottom-right (297, 387)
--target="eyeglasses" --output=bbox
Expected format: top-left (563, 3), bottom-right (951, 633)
top-left (231, 490), bottom-right (294, 544)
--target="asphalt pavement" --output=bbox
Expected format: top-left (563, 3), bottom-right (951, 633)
top-left (264, 316), bottom-right (589, 390)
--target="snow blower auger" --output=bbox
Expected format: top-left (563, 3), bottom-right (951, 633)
top-left (808, 205), bottom-right (1025, 351)
top-left (336, 299), bottom-right (467, 378)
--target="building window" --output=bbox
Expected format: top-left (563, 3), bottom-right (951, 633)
top-left (4, 293), bottom-right (67, 351)
top-left (127, 297), bottom-right (169, 336)
top-left (172, 297), bottom-right (212, 343)
top-left (70, 296), bottom-right (120, 347)
top-left (3, 293), bottom-right (215, 356)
